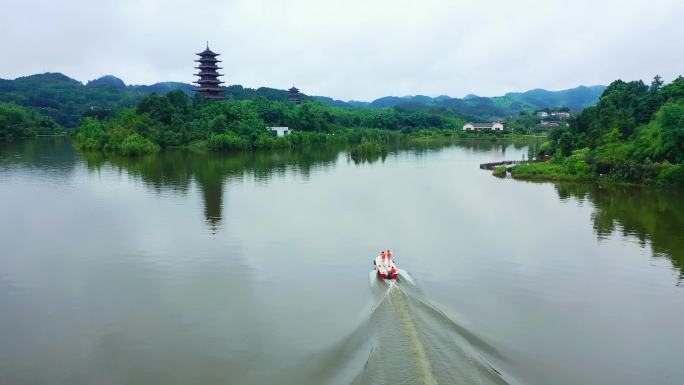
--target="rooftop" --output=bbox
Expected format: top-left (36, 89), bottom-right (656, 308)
top-left (468, 122), bottom-right (497, 127)
top-left (196, 42), bottom-right (220, 57)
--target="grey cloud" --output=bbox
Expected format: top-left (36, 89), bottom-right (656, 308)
top-left (1, 0), bottom-right (682, 100)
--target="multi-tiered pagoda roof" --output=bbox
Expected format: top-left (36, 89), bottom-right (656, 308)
top-left (288, 86), bottom-right (302, 104)
top-left (194, 44), bottom-right (224, 99)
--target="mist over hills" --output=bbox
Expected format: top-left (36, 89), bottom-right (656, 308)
top-left (0, 72), bottom-right (605, 127)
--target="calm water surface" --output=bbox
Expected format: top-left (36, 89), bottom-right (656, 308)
top-left (0, 138), bottom-right (682, 385)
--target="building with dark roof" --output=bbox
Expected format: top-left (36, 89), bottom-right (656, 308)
top-left (288, 86), bottom-right (301, 104)
top-left (194, 43), bottom-right (224, 99)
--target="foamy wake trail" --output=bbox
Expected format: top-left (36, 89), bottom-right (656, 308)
top-left (266, 271), bottom-right (516, 385)
top-left (355, 270), bottom-right (514, 385)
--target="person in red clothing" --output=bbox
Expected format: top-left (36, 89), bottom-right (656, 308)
top-left (385, 250), bottom-right (397, 278)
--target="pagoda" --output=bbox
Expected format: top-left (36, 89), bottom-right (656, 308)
top-left (288, 86), bottom-right (302, 104)
top-left (194, 43), bottom-right (224, 99)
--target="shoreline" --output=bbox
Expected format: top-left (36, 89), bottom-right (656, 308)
top-left (495, 160), bottom-right (682, 189)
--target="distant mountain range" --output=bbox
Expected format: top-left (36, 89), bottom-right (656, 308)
top-left (313, 85), bottom-right (606, 118)
top-left (0, 72), bottom-right (606, 127)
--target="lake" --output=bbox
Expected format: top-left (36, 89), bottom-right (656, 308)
top-left (1, 137), bottom-right (682, 385)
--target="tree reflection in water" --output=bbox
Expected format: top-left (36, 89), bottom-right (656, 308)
top-left (79, 138), bottom-right (538, 232)
top-left (555, 183), bottom-right (684, 283)
top-left (81, 147), bottom-right (342, 232)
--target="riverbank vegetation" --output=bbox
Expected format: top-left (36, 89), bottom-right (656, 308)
top-left (0, 102), bottom-right (61, 140)
top-left (492, 165), bottom-right (507, 178)
top-left (349, 138), bottom-right (388, 163)
top-left (75, 90), bottom-right (467, 155)
top-left (513, 76), bottom-right (684, 187)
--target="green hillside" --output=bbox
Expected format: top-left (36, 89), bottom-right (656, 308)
top-left (314, 85), bottom-right (606, 119)
top-left (513, 76), bottom-right (684, 187)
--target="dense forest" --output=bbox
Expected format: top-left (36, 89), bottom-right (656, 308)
top-left (0, 73), bottom-right (146, 127)
top-left (0, 102), bottom-right (61, 140)
top-left (74, 91), bottom-right (466, 155)
top-left (1, 72), bottom-right (604, 130)
top-left (514, 76), bottom-right (684, 187)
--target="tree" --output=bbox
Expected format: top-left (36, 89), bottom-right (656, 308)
top-left (650, 75), bottom-right (664, 92)
top-left (657, 101), bottom-right (684, 163)
top-left (558, 132), bottom-right (574, 157)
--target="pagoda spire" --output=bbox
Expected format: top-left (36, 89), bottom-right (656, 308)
top-left (193, 43), bottom-right (224, 99)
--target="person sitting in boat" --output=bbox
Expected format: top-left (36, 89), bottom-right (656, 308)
top-left (385, 250), bottom-right (394, 267)
top-left (388, 250), bottom-right (398, 273)
top-left (375, 250), bottom-right (387, 268)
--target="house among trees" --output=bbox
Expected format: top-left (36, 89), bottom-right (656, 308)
top-left (288, 86), bottom-right (302, 104)
top-left (537, 110), bottom-right (571, 119)
top-left (269, 127), bottom-right (291, 137)
top-left (541, 120), bottom-right (560, 127)
top-left (462, 122), bottom-right (506, 131)
top-left (194, 43), bottom-right (225, 99)
top-left (550, 111), bottom-right (571, 119)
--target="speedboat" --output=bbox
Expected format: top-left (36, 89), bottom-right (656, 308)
top-left (374, 255), bottom-right (398, 280)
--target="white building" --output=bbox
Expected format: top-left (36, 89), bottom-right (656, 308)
top-left (268, 127), bottom-right (291, 137)
top-left (462, 122), bottom-right (506, 131)
top-left (536, 111), bottom-right (549, 118)
top-left (550, 111), bottom-right (571, 119)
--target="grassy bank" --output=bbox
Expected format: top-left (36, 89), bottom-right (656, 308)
top-left (511, 148), bottom-right (684, 187)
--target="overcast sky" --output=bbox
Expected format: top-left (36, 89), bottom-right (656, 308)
top-left (1, 0), bottom-right (682, 100)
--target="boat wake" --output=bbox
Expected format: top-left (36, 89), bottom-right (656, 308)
top-left (269, 270), bottom-right (516, 385)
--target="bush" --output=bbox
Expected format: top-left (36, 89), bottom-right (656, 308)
top-left (76, 117), bottom-right (106, 150)
top-left (492, 166), bottom-right (507, 178)
top-left (558, 132), bottom-right (574, 156)
top-left (656, 162), bottom-right (684, 187)
top-left (349, 138), bottom-right (388, 164)
top-left (563, 148), bottom-right (592, 177)
top-left (120, 133), bottom-right (160, 156)
top-left (207, 132), bottom-right (250, 151)
top-left (538, 141), bottom-right (554, 157)
top-left (350, 138), bottom-right (388, 157)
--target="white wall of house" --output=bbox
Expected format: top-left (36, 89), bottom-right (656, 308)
top-left (269, 127), bottom-right (290, 137)
top-left (463, 122), bottom-right (506, 131)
